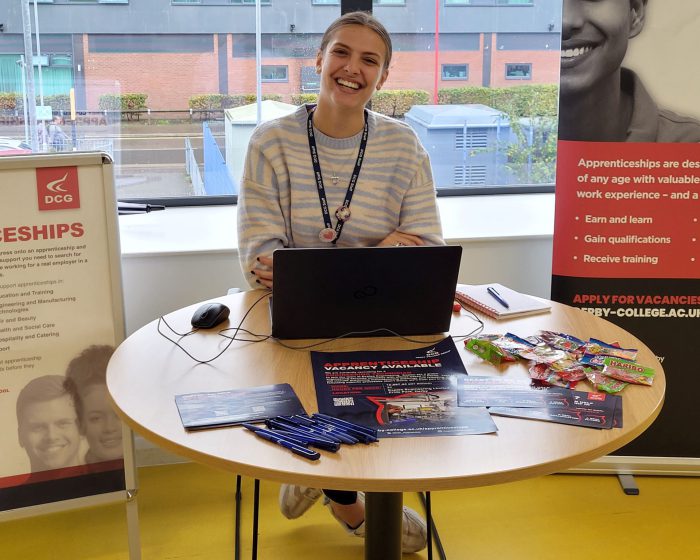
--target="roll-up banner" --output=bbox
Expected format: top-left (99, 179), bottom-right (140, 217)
top-left (0, 153), bottom-right (127, 513)
top-left (552, 2), bottom-right (699, 457)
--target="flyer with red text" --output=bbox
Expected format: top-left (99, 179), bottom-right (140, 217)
top-left (310, 337), bottom-right (497, 438)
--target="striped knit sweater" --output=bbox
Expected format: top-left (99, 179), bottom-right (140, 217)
top-left (237, 104), bottom-right (444, 286)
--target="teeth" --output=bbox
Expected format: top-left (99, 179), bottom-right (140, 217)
top-left (562, 46), bottom-right (592, 59)
top-left (337, 78), bottom-right (360, 90)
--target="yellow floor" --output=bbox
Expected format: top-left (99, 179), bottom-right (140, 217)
top-left (2, 462), bottom-right (699, 559)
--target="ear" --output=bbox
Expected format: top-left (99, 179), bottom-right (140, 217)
top-left (315, 49), bottom-right (323, 74)
top-left (376, 68), bottom-right (389, 92)
top-left (629, 0), bottom-right (646, 39)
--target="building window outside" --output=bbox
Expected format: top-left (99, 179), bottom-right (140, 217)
top-left (2, 0), bottom-right (559, 201)
top-left (261, 65), bottom-right (289, 82)
top-left (442, 64), bottom-right (468, 80)
top-left (505, 63), bottom-right (532, 79)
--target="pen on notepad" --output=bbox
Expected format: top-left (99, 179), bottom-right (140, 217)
top-left (487, 286), bottom-right (510, 308)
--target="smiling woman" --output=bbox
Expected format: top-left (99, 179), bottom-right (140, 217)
top-left (236, 11), bottom-right (437, 553)
top-left (239, 11), bottom-right (444, 290)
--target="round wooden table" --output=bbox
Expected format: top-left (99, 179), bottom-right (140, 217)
top-left (107, 290), bottom-right (665, 559)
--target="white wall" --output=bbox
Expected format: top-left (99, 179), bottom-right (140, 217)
top-left (118, 195), bottom-right (555, 334)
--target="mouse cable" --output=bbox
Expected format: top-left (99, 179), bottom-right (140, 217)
top-left (155, 290), bottom-right (273, 364)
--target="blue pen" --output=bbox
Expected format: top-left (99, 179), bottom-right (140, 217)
top-left (242, 423), bottom-right (320, 461)
top-left (311, 417), bottom-right (373, 444)
top-left (271, 430), bottom-right (341, 452)
top-left (487, 286), bottom-right (510, 308)
top-left (265, 419), bottom-right (341, 451)
top-left (311, 414), bottom-right (378, 442)
top-left (279, 416), bottom-right (359, 444)
top-left (307, 418), bottom-right (362, 444)
top-left (271, 418), bottom-right (346, 444)
top-left (313, 413), bottom-right (378, 438)
top-left (282, 415), bottom-right (316, 427)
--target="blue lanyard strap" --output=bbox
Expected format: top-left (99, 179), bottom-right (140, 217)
top-left (306, 107), bottom-right (369, 244)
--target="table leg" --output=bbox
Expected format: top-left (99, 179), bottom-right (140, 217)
top-left (365, 491), bottom-right (403, 560)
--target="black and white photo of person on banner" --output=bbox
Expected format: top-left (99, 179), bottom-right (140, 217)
top-left (558, 0), bottom-right (700, 143)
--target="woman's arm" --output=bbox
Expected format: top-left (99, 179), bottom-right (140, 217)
top-left (237, 136), bottom-right (288, 289)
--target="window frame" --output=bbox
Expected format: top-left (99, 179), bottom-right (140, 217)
top-left (260, 64), bottom-right (289, 83)
top-left (505, 62), bottom-right (533, 80)
top-left (441, 63), bottom-right (469, 81)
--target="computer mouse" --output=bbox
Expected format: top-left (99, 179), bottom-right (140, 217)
top-left (191, 302), bottom-right (230, 329)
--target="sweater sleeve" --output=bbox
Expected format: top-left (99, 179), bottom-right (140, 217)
top-left (397, 146), bottom-right (445, 246)
top-left (237, 133), bottom-right (289, 288)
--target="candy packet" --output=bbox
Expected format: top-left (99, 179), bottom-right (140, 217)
top-left (585, 370), bottom-right (628, 394)
top-left (602, 357), bottom-right (655, 386)
top-left (537, 330), bottom-right (586, 354)
top-left (584, 338), bottom-right (638, 361)
top-left (464, 336), bottom-right (509, 365)
top-left (491, 332), bottom-right (535, 360)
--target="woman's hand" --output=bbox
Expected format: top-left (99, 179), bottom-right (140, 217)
top-left (251, 255), bottom-right (274, 289)
top-left (377, 231), bottom-right (426, 247)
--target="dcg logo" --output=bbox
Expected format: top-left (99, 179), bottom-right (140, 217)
top-left (36, 167), bottom-right (80, 211)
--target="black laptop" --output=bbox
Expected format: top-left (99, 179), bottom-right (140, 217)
top-left (271, 245), bottom-right (462, 339)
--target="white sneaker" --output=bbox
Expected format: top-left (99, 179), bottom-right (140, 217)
top-left (325, 492), bottom-right (428, 553)
top-left (278, 484), bottom-right (323, 519)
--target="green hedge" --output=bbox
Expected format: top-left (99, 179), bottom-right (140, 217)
top-left (98, 93), bottom-right (148, 111)
top-left (437, 85), bottom-right (558, 117)
top-left (188, 93), bottom-right (282, 110)
top-left (372, 89), bottom-right (430, 118)
top-left (0, 93), bottom-right (17, 110)
top-left (289, 93), bottom-right (318, 106)
top-left (1, 93), bottom-right (71, 112)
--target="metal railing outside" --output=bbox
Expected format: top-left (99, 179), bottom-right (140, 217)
top-left (185, 137), bottom-right (204, 195)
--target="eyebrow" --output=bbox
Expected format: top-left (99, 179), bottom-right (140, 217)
top-left (332, 41), bottom-right (382, 60)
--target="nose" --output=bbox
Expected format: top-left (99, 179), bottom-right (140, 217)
top-left (561, 0), bottom-right (584, 41)
top-left (344, 56), bottom-right (361, 75)
top-left (105, 412), bottom-right (121, 434)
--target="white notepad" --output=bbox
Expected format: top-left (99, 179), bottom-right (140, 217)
top-left (455, 283), bottom-right (551, 319)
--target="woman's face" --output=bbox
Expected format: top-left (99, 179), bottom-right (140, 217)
top-left (316, 24), bottom-right (389, 114)
top-left (560, 0), bottom-right (644, 98)
top-left (81, 384), bottom-right (123, 461)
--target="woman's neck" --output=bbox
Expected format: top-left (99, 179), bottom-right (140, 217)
top-left (312, 102), bottom-right (365, 139)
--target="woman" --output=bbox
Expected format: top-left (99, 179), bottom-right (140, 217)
top-left (237, 11), bottom-right (441, 553)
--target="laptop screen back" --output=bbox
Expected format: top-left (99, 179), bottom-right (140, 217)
top-left (271, 245), bottom-right (462, 339)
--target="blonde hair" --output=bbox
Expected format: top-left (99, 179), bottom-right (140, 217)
top-left (319, 11), bottom-right (393, 71)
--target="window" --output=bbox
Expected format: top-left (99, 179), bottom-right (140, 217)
top-left (1, 0), bottom-right (560, 202)
top-left (301, 66), bottom-right (321, 92)
top-left (505, 63), bottom-right (532, 79)
top-left (442, 64), bottom-right (468, 80)
top-left (261, 65), bottom-right (289, 82)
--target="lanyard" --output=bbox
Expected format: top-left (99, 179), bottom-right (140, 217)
top-left (307, 107), bottom-right (369, 244)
